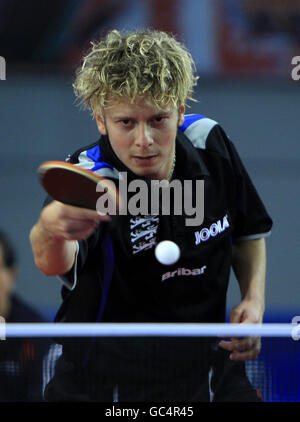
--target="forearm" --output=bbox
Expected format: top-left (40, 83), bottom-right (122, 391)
top-left (219, 238), bottom-right (267, 359)
top-left (30, 220), bottom-right (76, 276)
top-left (231, 237), bottom-right (266, 311)
top-left (30, 200), bottom-right (106, 277)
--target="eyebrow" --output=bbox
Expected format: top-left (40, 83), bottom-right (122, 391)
top-left (112, 110), bottom-right (172, 119)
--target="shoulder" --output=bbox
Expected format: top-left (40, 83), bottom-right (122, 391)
top-left (179, 114), bottom-right (218, 148)
top-left (67, 140), bottom-right (119, 180)
top-left (179, 114), bottom-right (233, 161)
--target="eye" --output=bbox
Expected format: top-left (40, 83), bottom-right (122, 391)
top-left (154, 116), bottom-right (166, 124)
top-left (121, 119), bottom-right (131, 126)
top-left (118, 119), bottom-right (134, 128)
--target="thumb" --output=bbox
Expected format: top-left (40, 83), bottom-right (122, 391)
top-left (229, 306), bottom-right (246, 324)
top-left (228, 307), bottom-right (249, 343)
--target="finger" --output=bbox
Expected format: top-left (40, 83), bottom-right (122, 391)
top-left (61, 218), bottom-right (100, 231)
top-left (219, 336), bottom-right (258, 352)
top-left (95, 211), bottom-right (112, 221)
top-left (229, 307), bottom-right (244, 323)
top-left (229, 347), bottom-right (261, 361)
top-left (218, 337), bottom-right (244, 350)
top-left (218, 338), bottom-right (243, 352)
top-left (56, 202), bottom-right (111, 221)
top-left (220, 338), bottom-right (261, 361)
top-left (57, 220), bottom-right (101, 240)
top-left (62, 226), bottom-right (99, 241)
top-left (219, 336), bottom-right (261, 354)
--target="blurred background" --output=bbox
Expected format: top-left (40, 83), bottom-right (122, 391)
top-left (0, 0), bottom-right (299, 322)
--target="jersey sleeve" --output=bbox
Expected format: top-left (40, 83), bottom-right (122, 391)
top-left (41, 195), bottom-right (106, 291)
top-left (41, 141), bottom-right (116, 291)
top-left (207, 125), bottom-right (273, 241)
top-left (58, 223), bottom-right (108, 291)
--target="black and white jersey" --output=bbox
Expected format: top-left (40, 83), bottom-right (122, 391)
top-left (44, 114), bottom-right (272, 402)
top-left (56, 114), bottom-right (272, 325)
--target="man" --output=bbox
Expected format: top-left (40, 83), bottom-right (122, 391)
top-left (30, 29), bottom-right (272, 401)
top-left (0, 230), bottom-right (49, 401)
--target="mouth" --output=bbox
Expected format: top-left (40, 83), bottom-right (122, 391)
top-left (132, 155), bottom-right (158, 166)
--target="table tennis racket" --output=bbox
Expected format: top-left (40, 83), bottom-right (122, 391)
top-left (37, 160), bottom-right (121, 213)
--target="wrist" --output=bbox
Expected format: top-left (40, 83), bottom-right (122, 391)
top-left (241, 296), bottom-right (265, 323)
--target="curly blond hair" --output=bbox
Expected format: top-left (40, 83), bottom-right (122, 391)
top-left (73, 29), bottom-right (198, 115)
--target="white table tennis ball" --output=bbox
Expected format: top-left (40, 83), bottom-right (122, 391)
top-left (155, 240), bottom-right (180, 265)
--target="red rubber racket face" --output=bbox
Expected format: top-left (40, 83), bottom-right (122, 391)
top-left (38, 161), bottom-right (120, 212)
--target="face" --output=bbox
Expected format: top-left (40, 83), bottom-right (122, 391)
top-left (94, 97), bottom-right (185, 180)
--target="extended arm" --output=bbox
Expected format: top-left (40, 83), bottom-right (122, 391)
top-left (30, 201), bottom-right (109, 276)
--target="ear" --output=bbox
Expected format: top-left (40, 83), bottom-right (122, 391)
top-left (178, 103), bottom-right (185, 126)
top-left (94, 112), bottom-right (107, 136)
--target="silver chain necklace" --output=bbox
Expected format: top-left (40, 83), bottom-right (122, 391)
top-left (168, 151), bottom-right (176, 181)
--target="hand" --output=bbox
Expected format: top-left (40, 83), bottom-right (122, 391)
top-left (218, 299), bottom-right (264, 361)
top-left (40, 200), bottom-right (111, 241)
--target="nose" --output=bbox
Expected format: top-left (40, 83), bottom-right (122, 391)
top-left (134, 123), bottom-right (153, 149)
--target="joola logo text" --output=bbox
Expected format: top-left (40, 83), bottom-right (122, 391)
top-left (194, 215), bottom-right (230, 245)
top-left (162, 266), bottom-right (206, 282)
